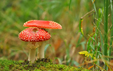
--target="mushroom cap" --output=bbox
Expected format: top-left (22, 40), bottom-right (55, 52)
top-left (19, 27), bottom-right (51, 42)
top-left (23, 20), bottom-right (62, 29)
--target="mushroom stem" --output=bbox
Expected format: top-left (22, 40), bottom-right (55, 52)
top-left (28, 48), bottom-right (36, 63)
top-left (39, 46), bottom-right (45, 58)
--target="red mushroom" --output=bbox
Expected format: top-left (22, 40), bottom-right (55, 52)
top-left (23, 20), bottom-right (62, 59)
top-left (19, 27), bottom-right (51, 63)
top-left (23, 20), bottom-right (62, 29)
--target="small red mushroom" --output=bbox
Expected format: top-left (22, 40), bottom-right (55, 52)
top-left (23, 20), bottom-right (62, 29)
top-left (19, 27), bottom-right (51, 63)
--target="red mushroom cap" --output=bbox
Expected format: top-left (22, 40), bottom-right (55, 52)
top-left (19, 27), bottom-right (51, 42)
top-left (23, 20), bottom-right (62, 29)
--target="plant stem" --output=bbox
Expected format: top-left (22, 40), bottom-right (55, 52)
top-left (104, 0), bottom-right (108, 70)
top-left (110, 0), bottom-right (113, 59)
top-left (91, 0), bottom-right (98, 17)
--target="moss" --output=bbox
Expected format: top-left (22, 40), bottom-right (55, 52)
top-left (0, 59), bottom-right (89, 71)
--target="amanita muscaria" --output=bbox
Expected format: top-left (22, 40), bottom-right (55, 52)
top-left (23, 20), bottom-right (62, 29)
top-left (19, 27), bottom-right (51, 63)
top-left (19, 20), bottom-right (62, 63)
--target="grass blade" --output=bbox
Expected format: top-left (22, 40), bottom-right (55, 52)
top-left (110, 0), bottom-right (113, 58)
top-left (104, 0), bottom-right (108, 70)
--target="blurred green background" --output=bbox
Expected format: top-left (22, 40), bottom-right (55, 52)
top-left (0, 0), bottom-right (105, 66)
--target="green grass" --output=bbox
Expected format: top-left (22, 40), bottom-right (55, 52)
top-left (110, 0), bottom-right (113, 59)
top-left (104, 0), bottom-right (108, 70)
top-left (78, 0), bottom-right (113, 70)
top-left (0, 59), bottom-right (89, 71)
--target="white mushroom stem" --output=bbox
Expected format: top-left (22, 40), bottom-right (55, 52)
top-left (39, 46), bottom-right (45, 58)
top-left (28, 42), bottom-right (39, 63)
top-left (28, 48), bottom-right (36, 63)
